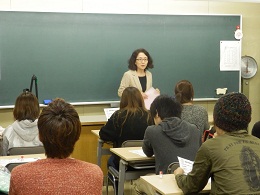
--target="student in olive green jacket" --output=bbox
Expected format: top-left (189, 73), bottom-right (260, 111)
top-left (174, 92), bottom-right (260, 195)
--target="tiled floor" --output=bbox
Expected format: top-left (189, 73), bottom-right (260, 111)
top-left (102, 181), bottom-right (135, 195)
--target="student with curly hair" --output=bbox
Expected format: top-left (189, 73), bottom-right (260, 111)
top-left (174, 92), bottom-right (260, 195)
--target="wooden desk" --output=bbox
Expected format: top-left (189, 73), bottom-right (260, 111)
top-left (0, 153), bottom-right (45, 194)
top-left (0, 153), bottom-right (46, 160)
top-left (110, 147), bottom-right (154, 162)
top-left (91, 129), bottom-right (100, 137)
top-left (79, 115), bottom-right (107, 125)
top-left (141, 174), bottom-right (211, 195)
top-left (0, 153), bottom-right (46, 169)
top-left (71, 115), bottom-right (106, 166)
top-left (110, 147), bottom-right (155, 195)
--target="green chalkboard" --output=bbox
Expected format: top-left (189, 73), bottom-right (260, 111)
top-left (0, 12), bottom-right (241, 106)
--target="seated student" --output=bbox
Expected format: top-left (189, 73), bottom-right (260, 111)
top-left (9, 98), bottom-right (103, 195)
top-left (174, 92), bottom-right (260, 195)
top-left (252, 121), bottom-right (260, 139)
top-left (174, 80), bottom-right (210, 135)
top-left (99, 86), bottom-right (153, 170)
top-left (2, 91), bottom-right (42, 156)
top-left (134, 95), bottom-right (202, 195)
top-left (0, 126), bottom-right (5, 156)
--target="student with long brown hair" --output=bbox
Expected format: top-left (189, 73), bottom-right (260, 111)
top-left (100, 86), bottom-right (153, 170)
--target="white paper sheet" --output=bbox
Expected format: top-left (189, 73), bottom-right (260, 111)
top-left (177, 156), bottom-right (194, 175)
top-left (177, 156), bottom-right (211, 183)
top-left (220, 41), bottom-right (241, 71)
top-left (129, 149), bottom-right (147, 157)
top-left (104, 108), bottom-right (119, 120)
top-left (144, 87), bottom-right (160, 110)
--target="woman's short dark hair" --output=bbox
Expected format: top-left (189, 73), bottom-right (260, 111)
top-left (38, 98), bottom-right (81, 158)
top-left (150, 95), bottom-right (182, 120)
top-left (174, 80), bottom-right (194, 104)
top-left (128, 48), bottom-right (154, 71)
top-left (13, 92), bottom-right (40, 121)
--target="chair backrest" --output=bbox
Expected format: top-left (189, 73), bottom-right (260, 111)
top-left (167, 162), bottom-right (180, 174)
top-left (8, 146), bottom-right (45, 156)
top-left (5, 162), bottom-right (27, 172)
top-left (121, 140), bottom-right (143, 147)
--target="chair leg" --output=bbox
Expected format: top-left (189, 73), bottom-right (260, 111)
top-left (107, 172), bottom-right (118, 195)
top-left (112, 176), bottom-right (118, 195)
top-left (106, 175), bottom-right (109, 195)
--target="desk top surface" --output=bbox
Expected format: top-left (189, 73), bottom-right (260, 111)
top-left (80, 114), bottom-right (213, 126)
top-left (110, 147), bottom-right (154, 162)
top-left (0, 153), bottom-right (46, 160)
top-left (79, 115), bottom-right (107, 125)
top-left (141, 174), bottom-right (211, 195)
top-left (91, 129), bottom-right (100, 137)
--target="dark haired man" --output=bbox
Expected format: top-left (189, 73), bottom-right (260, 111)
top-left (135, 95), bottom-right (201, 195)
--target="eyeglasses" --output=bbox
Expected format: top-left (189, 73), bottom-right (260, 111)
top-left (136, 58), bottom-right (148, 62)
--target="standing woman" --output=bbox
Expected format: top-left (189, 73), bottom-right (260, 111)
top-left (118, 48), bottom-right (155, 99)
top-left (2, 91), bottom-right (42, 156)
top-left (174, 80), bottom-right (210, 135)
top-left (100, 87), bottom-right (153, 170)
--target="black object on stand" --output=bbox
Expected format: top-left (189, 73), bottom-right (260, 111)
top-left (29, 75), bottom-right (38, 99)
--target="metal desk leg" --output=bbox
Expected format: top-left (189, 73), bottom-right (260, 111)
top-left (118, 159), bottom-right (127, 195)
top-left (97, 138), bottom-right (104, 167)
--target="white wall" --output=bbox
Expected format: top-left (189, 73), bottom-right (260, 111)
top-left (0, 0), bottom-right (258, 13)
